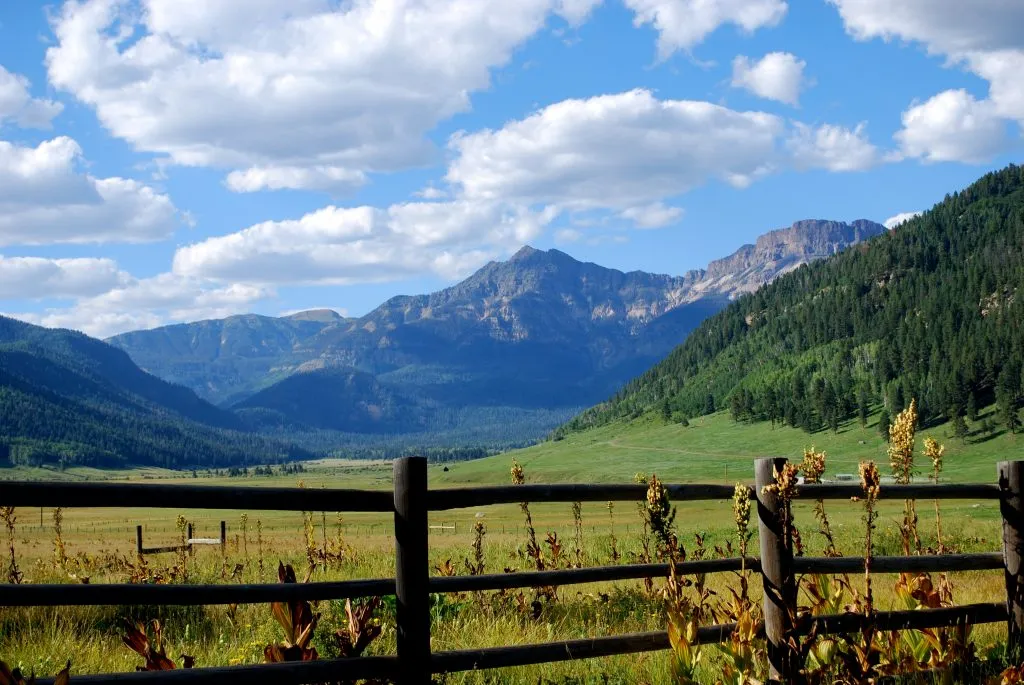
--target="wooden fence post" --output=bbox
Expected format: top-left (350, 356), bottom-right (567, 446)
top-left (1000, 461), bottom-right (1024, 663)
top-left (187, 523), bottom-right (194, 556)
top-left (394, 456), bottom-right (431, 684)
top-left (220, 521), bottom-right (227, 556)
top-left (136, 525), bottom-right (143, 555)
top-left (755, 457), bottom-right (801, 684)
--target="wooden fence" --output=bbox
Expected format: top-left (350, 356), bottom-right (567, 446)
top-left (135, 521), bottom-right (226, 556)
top-left (0, 456), bottom-right (1021, 684)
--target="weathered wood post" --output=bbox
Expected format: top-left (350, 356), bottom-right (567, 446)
top-left (136, 525), bottom-right (143, 555)
top-left (1000, 461), bottom-right (1024, 663)
top-left (187, 523), bottom-right (194, 556)
top-left (755, 457), bottom-right (801, 684)
top-left (394, 456), bottom-right (431, 684)
top-left (220, 520), bottom-right (227, 556)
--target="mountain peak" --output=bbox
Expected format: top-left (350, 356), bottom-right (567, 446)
top-left (510, 245), bottom-right (542, 261)
top-left (284, 309), bottom-right (345, 323)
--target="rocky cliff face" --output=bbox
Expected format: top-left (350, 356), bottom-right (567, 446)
top-left (688, 219), bottom-right (886, 299)
top-left (107, 218), bottom-right (886, 435)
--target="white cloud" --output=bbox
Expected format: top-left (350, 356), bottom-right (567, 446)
top-left (895, 89), bottom-right (1008, 164)
top-left (0, 66), bottom-right (62, 129)
top-left (624, 0), bottom-right (788, 59)
top-left (414, 186), bottom-right (448, 200)
top-left (787, 122), bottom-right (882, 171)
top-left (884, 211), bottom-right (921, 229)
top-left (446, 89), bottom-right (784, 212)
top-left (554, 228), bottom-right (583, 244)
top-left (619, 202), bottom-right (683, 228)
top-left (11, 273), bottom-right (273, 338)
top-left (731, 52), bottom-right (806, 106)
top-left (828, 0), bottom-right (1024, 55)
top-left (172, 201), bottom-right (552, 285)
top-left (225, 166), bottom-right (367, 194)
top-left (829, 0), bottom-right (1024, 161)
top-left (0, 136), bottom-right (180, 246)
top-left (0, 255), bottom-right (128, 299)
top-left (44, 0), bottom-right (603, 191)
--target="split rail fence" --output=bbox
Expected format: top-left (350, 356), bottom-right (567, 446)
top-left (1, 456), bottom-right (1023, 684)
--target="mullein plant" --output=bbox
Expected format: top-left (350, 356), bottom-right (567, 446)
top-left (510, 460), bottom-right (543, 572)
top-left (889, 399), bottom-right (922, 555)
top-left (633, 473), bottom-right (656, 594)
top-left (511, 459), bottom-right (558, 602)
top-left (835, 461), bottom-right (883, 682)
top-left (924, 437), bottom-right (946, 553)
top-left (239, 512), bottom-right (249, 561)
top-left (800, 448), bottom-right (850, 619)
top-left (713, 484), bottom-right (764, 685)
top-left (52, 507), bottom-right (68, 572)
top-left (256, 518), bottom-right (265, 581)
top-left (571, 501), bottom-right (584, 568)
top-left (174, 514), bottom-right (188, 582)
top-left (1, 506), bottom-right (22, 584)
top-left (606, 501), bottom-right (620, 565)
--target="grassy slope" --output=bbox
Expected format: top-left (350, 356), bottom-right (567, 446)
top-left (437, 406), bottom-right (1024, 486)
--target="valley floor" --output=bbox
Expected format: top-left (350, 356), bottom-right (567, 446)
top-left (1, 410), bottom-right (1021, 681)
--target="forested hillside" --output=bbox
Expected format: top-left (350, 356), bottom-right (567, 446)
top-left (0, 317), bottom-right (312, 469)
top-left (559, 164), bottom-right (1024, 438)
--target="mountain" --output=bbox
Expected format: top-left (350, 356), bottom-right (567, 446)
top-left (0, 316), bottom-right (312, 469)
top-left (108, 219), bottom-right (885, 440)
top-left (107, 309), bottom-right (350, 406)
top-left (558, 165), bottom-right (1024, 438)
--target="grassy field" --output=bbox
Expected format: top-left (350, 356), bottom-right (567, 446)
top-left (0, 409), bottom-right (1021, 681)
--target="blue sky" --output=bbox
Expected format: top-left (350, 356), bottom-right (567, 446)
top-left (0, 0), bottom-right (1021, 337)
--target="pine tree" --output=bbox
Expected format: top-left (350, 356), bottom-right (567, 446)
top-left (660, 398), bottom-right (672, 423)
top-left (857, 386), bottom-right (870, 428)
top-left (951, 414), bottom-right (969, 443)
top-left (878, 410), bottom-right (891, 442)
top-left (966, 392), bottom-right (978, 422)
top-left (703, 393), bottom-right (716, 416)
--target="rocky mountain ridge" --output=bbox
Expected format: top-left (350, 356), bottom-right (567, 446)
top-left (107, 218), bottom-right (885, 439)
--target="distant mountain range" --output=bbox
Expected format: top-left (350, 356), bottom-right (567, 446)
top-left (106, 218), bottom-right (886, 443)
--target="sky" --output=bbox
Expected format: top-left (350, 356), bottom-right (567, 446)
top-left (0, 0), bottom-right (1021, 339)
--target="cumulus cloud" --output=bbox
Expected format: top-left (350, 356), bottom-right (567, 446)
top-left (619, 202), bottom-right (684, 228)
top-left (829, 0), bottom-right (1024, 161)
top-left (787, 122), bottom-right (882, 171)
top-left (0, 255), bottom-right (129, 299)
top-left (446, 89), bottom-right (783, 212)
top-left (895, 89), bottom-right (1008, 163)
top-left (43, 0), bottom-right (606, 192)
top-left (884, 211), bottom-right (922, 229)
top-left (624, 0), bottom-right (788, 59)
top-left (225, 166), bottom-right (368, 194)
top-left (0, 66), bottom-right (62, 129)
top-left (172, 201), bottom-right (552, 285)
top-left (554, 228), bottom-right (584, 244)
top-left (10, 273), bottom-right (273, 338)
top-left (0, 136), bottom-right (179, 246)
top-left (731, 52), bottom-right (806, 106)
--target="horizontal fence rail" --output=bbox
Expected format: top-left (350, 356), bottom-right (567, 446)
top-left (0, 481), bottom-right (394, 512)
top-left (3, 456), bottom-right (1021, 685)
top-left (427, 482), bottom-right (739, 510)
top-left (0, 577), bottom-right (396, 607)
top-left (796, 482), bottom-right (1002, 501)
